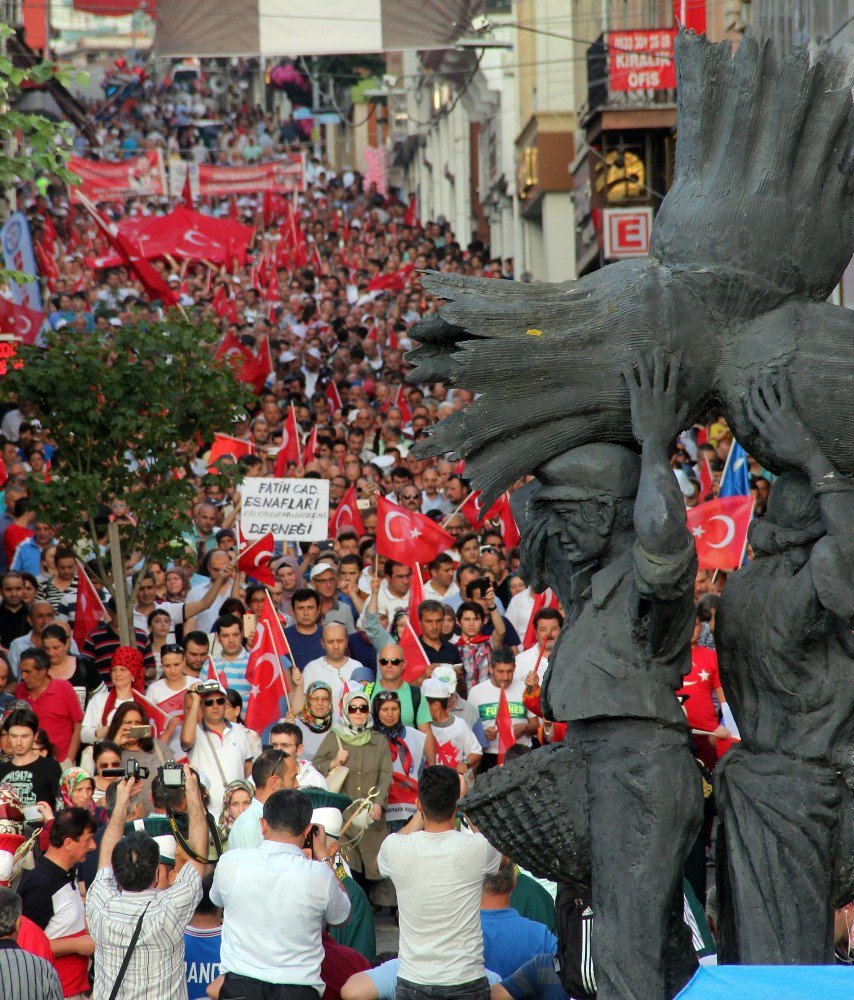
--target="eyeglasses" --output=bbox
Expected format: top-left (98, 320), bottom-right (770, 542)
top-left (348, 705), bottom-right (369, 714)
top-left (161, 644), bottom-right (184, 655)
top-left (379, 657), bottom-right (403, 665)
top-left (203, 697), bottom-right (226, 707)
top-left (479, 545), bottom-right (498, 554)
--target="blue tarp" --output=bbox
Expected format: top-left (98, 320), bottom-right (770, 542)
top-left (676, 966), bottom-right (853, 998)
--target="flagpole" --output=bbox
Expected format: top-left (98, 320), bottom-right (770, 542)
top-left (441, 497), bottom-right (467, 529)
top-left (718, 435), bottom-right (737, 489)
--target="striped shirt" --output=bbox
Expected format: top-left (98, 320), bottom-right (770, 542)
top-left (80, 622), bottom-right (156, 680)
top-left (86, 862), bottom-right (203, 1000)
top-left (0, 940), bottom-right (63, 1000)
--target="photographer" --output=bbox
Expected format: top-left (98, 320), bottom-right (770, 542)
top-left (181, 681), bottom-right (252, 815)
top-left (85, 765), bottom-right (208, 1000)
top-left (211, 788), bottom-right (351, 999)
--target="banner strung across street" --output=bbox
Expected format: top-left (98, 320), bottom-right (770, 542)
top-left (68, 150), bottom-right (168, 204)
top-left (241, 478), bottom-right (329, 542)
top-left (196, 156), bottom-right (306, 196)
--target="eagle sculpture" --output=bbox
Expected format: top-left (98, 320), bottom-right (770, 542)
top-left (408, 31), bottom-right (854, 506)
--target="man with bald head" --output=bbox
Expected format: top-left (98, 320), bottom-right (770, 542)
top-left (300, 622), bottom-right (363, 717)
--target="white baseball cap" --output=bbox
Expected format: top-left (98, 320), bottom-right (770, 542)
top-left (311, 807), bottom-right (343, 839)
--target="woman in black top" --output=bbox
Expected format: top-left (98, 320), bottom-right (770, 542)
top-left (42, 623), bottom-right (104, 712)
top-left (0, 706), bottom-right (61, 808)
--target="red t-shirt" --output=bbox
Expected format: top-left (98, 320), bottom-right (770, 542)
top-left (676, 646), bottom-right (721, 734)
top-left (15, 677), bottom-right (84, 762)
top-left (17, 915), bottom-right (56, 966)
top-left (3, 522), bottom-right (33, 567)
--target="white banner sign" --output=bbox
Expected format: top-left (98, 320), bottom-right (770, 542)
top-left (241, 478), bottom-right (329, 542)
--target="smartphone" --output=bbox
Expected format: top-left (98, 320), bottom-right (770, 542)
top-left (356, 498), bottom-right (371, 510)
top-left (128, 725), bottom-right (152, 740)
top-left (243, 613), bottom-right (256, 639)
top-left (303, 824), bottom-right (319, 850)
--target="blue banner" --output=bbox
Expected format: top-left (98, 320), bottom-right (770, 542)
top-left (1, 212), bottom-right (42, 311)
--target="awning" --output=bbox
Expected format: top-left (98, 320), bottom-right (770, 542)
top-left (676, 966), bottom-right (854, 999)
top-left (154, 0), bottom-right (485, 57)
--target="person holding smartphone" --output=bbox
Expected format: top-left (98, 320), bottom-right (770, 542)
top-left (105, 702), bottom-right (172, 815)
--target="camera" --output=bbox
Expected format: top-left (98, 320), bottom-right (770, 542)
top-left (195, 680), bottom-right (223, 696)
top-left (303, 823), bottom-right (319, 850)
top-left (158, 761), bottom-right (185, 789)
top-left (102, 757), bottom-right (150, 780)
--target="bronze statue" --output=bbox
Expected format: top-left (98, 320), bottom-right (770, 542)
top-left (409, 26), bottom-right (854, 996)
top-left (714, 371), bottom-right (854, 964)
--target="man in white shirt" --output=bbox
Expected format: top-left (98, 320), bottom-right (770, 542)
top-left (301, 623), bottom-right (362, 716)
top-left (505, 586), bottom-right (536, 640)
top-left (227, 747), bottom-right (298, 851)
top-left (468, 649), bottom-right (537, 773)
top-left (378, 765), bottom-right (501, 999)
top-left (267, 722), bottom-right (328, 789)
top-left (376, 561), bottom-right (411, 622)
top-left (421, 553), bottom-right (459, 604)
top-left (422, 677), bottom-right (482, 780)
top-left (513, 608), bottom-right (564, 685)
top-left (180, 682), bottom-right (253, 815)
top-left (211, 788), bottom-right (350, 998)
top-left (184, 551), bottom-right (235, 634)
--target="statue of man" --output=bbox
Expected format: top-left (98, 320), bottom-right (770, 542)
top-left (714, 371), bottom-right (854, 964)
top-left (510, 350), bottom-right (703, 1000)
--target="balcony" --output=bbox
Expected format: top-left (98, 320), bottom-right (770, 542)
top-left (584, 30), bottom-right (677, 125)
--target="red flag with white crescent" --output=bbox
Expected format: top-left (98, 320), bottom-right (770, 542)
top-left (0, 298), bottom-right (45, 346)
top-left (376, 496), bottom-right (455, 565)
top-left (408, 563), bottom-right (425, 636)
top-left (72, 562), bottom-right (106, 651)
top-left (325, 380), bottom-right (343, 412)
top-left (131, 688), bottom-right (171, 738)
top-left (687, 496), bottom-right (754, 570)
top-left (259, 590), bottom-right (292, 667)
top-left (522, 588), bottom-right (559, 650)
top-left (244, 620), bottom-right (289, 732)
top-left (208, 433), bottom-right (254, 465)
top-left (329, 485), bottom-right (365, 538)
top-left (496, 687), bottom-right (516, 764)
top-left (302, 425), bottom-right (319, 464)
top-left (399, 619), bottom-right (430, 683)
top-left (273, 405), bottom-right (302, 477)
top-left (237, 532), bottom-right (276, 587)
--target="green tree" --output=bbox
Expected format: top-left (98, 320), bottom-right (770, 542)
top-left (4, 316), bottom-right (252, 644)
top-left (0, 23), bottom-right (81, 285)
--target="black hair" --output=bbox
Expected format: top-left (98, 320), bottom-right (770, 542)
top-left (18, 647), bottom-right (49, 671)
top-left (429, 552), bottom-right (454, 571)
top-left (182, 631), bottom-right (210, 650)
top-left (214, 614), bottom-right (243, 634)
top-left (112, 831), bottom-right (161, 892)
top-left (456, 601), bottom-right (485, 622)
top-left (491, 647), bottom-right (515, 667)
top-left (48, 807), bottom-right (97, 848)
top-left (292, 588), bottom-right (320, 607)
top-left (533, 607), bottom-right (563, 628)
top-left (262, 788), bottom-right (312, 834)
top-left (417, 765), bottom-right (459, 822)
top-left (252, 747), bottom-right (292, 789)
top-left (195, 871), bottom-right (220, 916)
top-left (270, 722), bottom-right (303, 744)
top-left (2, 706), bottom-right (39, 733)
top-left (418, 599), bottom-right (444, 619)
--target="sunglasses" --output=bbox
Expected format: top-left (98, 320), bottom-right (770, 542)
top-left (203, 697), bottom-right (226, 707)
top-left (348, 704), bottom-right (369, 714)
top-left (161, 644), bottom-right (184, 655)
top-left (379, 657), bottom-right (403, 665)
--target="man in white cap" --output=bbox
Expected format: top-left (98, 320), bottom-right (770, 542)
top-left (301, 347), bottom-right (323, 396)
top-left (310, 563), bottom-right (356, 633)
top-left (422, 677), bottom-right (482, 780)
top-left (181, 681), bottom-right (253, 815)
top-left (429, 664), bottom-right (487, 748)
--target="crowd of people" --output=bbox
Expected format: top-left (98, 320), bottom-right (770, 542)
top-left (0, 68), bottom-right (851, 1000)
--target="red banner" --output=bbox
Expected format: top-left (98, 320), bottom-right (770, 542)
top-left (607, 30), bottom-right (676, 92)
top-left (86, 208), bottom-right (254, 269)
top-left (0, 298), bottom-right (45, 345)
top-left (197, 156), bottom-right (305, 197)
top-left (68, 151), bottom-right (168, 205)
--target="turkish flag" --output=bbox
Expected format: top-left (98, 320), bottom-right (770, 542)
top-left (237, 532), bottom-right (276, 586)
top-left (259, 591), bottom-right (292, 666)
top-left (460, 490), bottom-right (489, 528)
top-left (73, 563), bottom-right (106, 650)
top-left (493, 493), bottom-right (521, 548)
top-left (181, 170), bottom-right (193, 209)
top-left (244, 336), bottom-right (273, 394)
top-left (687, 496), bottom-right (754, 571)
top-left (131, 689), bottom-right (172, 738)
top-left (208, 433), bottom-right (254, 465)
top-left (403, 192), bottom-right (418, 228)
top-left (496, 687), bottom-right (516, 764)
top-left (205, 656), bottom-right (228, 689)
top-left (376, 496), bottom-right (455, 564)
top-left (393, 385), bottom-right (412, 424)
top-left (698, 456), bottom-right (713, 501)
top-left (522, 588), bottom-right (559, 650)
top-left (302, 425), bottom-right (318, 464)
top-left (75, 192), bottom-right (180, 308)
top-left (398, 619), bottom-right (430, 683)
top-left (212, 284), bottom-right (230, 317)
top-left (329, 486), bottom-right (365, 538)
top-left (325, 380), bottom-right (343, 412)
top-left (408, 563), bottom-right (425, 635)
top-left (366, 263), bottom-right (414, 293)
top-left (244, 619), bottom-right (289, 732)
top-left (0, 298), bottom-right (45, 345)
top-left (273, 406), bottom-right (302, 476)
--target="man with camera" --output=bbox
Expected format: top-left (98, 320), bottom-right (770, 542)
top-left (181, 681), bottom-right (253, 814)
top-left (211, 788), bottom-right (351, 999)
top-left (86, 764), bottom-right (208, 1000)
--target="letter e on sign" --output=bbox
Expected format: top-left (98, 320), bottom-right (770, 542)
top-left (603, 207), bottom-right (654, 259)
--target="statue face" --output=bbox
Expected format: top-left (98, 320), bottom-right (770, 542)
top-left (542, 497), bottom-right (614, 565)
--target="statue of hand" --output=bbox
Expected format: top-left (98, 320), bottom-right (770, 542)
top-left (743, 369), bottom-right (820, 473)
top-left (622, 348), bottom-right (690, 447)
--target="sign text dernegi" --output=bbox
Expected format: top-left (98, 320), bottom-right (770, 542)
top-left (241, 478), bottom-right (329, 541)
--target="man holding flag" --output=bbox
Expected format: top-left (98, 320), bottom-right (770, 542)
top-left (468, 649), bottom-right (536, 773)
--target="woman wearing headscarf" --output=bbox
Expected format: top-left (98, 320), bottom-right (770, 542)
top-left (274, 556), bottom-right (305, 620)
top-left (371, 690), bottom-right (426, 831)
top-left (287, 680), bottom-right (334, 760)
top-left (81, 646), bottom-right (151, 745)
top-left (59, 767), bottom-right (107, 826)
top-left (313, 690), bottom-right (393, 889)
top-left (217, 778), bottom-right (254, 847)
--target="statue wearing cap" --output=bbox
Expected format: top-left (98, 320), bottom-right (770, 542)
top-left (465, 352), bottom-right (703, 1000)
